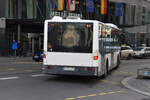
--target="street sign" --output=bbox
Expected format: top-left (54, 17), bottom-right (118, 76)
top-left (49, 11), bottom-right (82, 18)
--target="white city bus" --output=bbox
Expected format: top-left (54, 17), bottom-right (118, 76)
top-left (42, 16), bottom-right (121, 77)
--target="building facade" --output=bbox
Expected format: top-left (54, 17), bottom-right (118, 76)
top-left (0, 0), bottom-right (150, 56)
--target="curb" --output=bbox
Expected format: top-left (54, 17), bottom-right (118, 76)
top-left (121, 76), bottom-right (150, 96)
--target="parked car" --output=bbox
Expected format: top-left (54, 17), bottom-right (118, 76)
top-left (121, 46), bottom-right (134, 59)
top-left (134, 47), bottom-right (150, 58)
top-left (32, 50), bottom-right (43, 62)
top-left (145, 47), bottom-right (150, 57)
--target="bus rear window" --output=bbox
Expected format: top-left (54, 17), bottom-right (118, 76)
top-left (47, 22), bottom-right (93, 53)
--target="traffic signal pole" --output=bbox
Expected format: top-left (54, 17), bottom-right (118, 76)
top-left (146, 12), bottom-right (150, 46)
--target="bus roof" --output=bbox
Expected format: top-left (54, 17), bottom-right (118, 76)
top-left (105, 23), bottom-right (120, 30)
top-left (45, 16), bottom-right (104, 24)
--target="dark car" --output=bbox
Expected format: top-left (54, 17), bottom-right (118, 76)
top-left (32, 50), bottom-right (43, 62)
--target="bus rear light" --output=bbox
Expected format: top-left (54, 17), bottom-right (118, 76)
top-left (87, 67), bottom-right (94, 71)
top-left (93, 52), bottom-right (98, 60)
top-left (50, 24), bottom-right (54, 27)
top-left (94, 56), bottom-right (98, 60)
top-left (43, 54), bottom-right (46, 58)
top-left (86, 24), bottom-right (91, 28)
top-left (47, 66), bottom-right (51, 69)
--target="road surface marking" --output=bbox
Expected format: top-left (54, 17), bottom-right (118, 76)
top-left (31, 74), bottom-right (47, 77)
top-left (119, 71), bottom-right (136, 75)
top-left (0, 76), bottom-right (19, 80)
top-left (88, 94), bottom-right (97, 97)
top-left (64, 90), bottom-right (124, 100)
top-left (24, 70), bottom-right (33, 72)
top-left (107, 91), bottom-right (116, 94)
top-left (101, 80), bottom-right (120, 85)
top-left (115, 91), bottom-right (124, 93)
top-left (8, 68), bottom-right (16, 71)
top-left (77, 96), bottom-right (87, 99)
top-left (65, 98), bottom-right (75, 100)
top-left (99, 92), bottom-right (107, 95)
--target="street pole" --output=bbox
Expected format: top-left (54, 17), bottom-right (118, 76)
top-left (146, 12), bottom-right (150, 46)
top-left (17, 0), bottom-right (22, 42)
top-left (135, 33), bottom-right (137, 49)
top-left (17, 24), bottom-right (20, 42)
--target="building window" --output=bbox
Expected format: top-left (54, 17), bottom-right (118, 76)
top-left (6, 0), bottom-right (17, 18)
top-left (36, 0), bottom-right (45, 19)
top-left (22, 0), bottom-right (46, 19)
top-left (109, 2), bottom-right (125, 25)
top-left (142, 7), bottom-right (146, 25)
top-left (131, 5), bottom-right (136, 25)
top-left (26, 0), bottom-right (35, 19)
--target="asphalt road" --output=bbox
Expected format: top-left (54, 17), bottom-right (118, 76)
top-left (0, 59), bottom-right (150, 100)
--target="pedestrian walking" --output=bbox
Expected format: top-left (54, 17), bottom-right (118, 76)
top-left (17, 41), bottom-right (22, 57)
top-left (12, 40), bottom-right (17, 57)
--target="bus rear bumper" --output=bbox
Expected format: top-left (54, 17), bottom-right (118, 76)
top-left (42, 65), bottom-right (98, 76)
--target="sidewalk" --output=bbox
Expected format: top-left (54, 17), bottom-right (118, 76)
top-left (0, 57), bottom-right (42, 75)
top-left (0, 57), bottom-right (33, 63)
top-left (122, 76), bottom-right (150, 96)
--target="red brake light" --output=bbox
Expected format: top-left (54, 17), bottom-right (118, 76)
top-left (94, 56), bottom-right (98, 60)
top-left (43, 54), bottom-right (46, 58)
top-left (87, 67), bottom-right (94, 71)
top-left (93, 51), bottom-right (98, 60)
top-left (86, 24), bottom-right (91, 28)
top-left (50, 24), bottom-right (54, 27)
top-left (47, 66), bottom-right (51, 69)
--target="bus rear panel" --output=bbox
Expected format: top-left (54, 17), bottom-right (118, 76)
top-left (43, 20), bottom-right (99, 76)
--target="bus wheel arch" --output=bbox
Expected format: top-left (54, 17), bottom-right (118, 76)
top-left (127, 54), bottom-right (132, 60)
top-left (104, 59), bottom-right (109, 78)
top-left (116, 55), bottom-right (120, 68)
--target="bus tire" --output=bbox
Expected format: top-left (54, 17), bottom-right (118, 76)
top-left (104, 60), bottom-right (109, 78)
top-left (116, 56), bottom-right (120, 68)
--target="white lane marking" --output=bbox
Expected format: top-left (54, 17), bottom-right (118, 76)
top-left (31, 74), bottom-right (47, 77)
top-left (0, 77), bottom-right (19, 80)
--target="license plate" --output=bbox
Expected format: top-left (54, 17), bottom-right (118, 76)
top-left (144, 72), bottom-right (150, 75)
top-left (135, 53), bottom-right (140, 55)
top-left (34, 56), bottom-right (39, 58)
top-left (63, 67), bottom-right (75, 71)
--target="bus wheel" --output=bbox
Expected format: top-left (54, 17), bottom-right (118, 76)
top-left (116, 56), bottom-right (120, 68)
top-left (104, 60), bottom-right (109, 78)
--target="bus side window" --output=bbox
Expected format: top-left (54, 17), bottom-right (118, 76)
top-left (99, 25), bottom-right (107, 53)
top-left (111, 29), bottom-right (120, 51)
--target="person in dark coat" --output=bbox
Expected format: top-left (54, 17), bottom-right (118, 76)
top-left (17, 41), bottom-right (22, 57)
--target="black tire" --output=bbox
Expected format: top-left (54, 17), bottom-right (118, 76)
top-left (137, 75), bottom-right (143, 79)
top-left (142, 54), bottom-right (146, 58)
top-left (104, 60), bottom-right (109, 78)
top-left (35, 59), bottom-right (40, 62)
top-left (127, 54), bottom-right (132, 60)
top-left (116, 56), bottom-right (120, 68)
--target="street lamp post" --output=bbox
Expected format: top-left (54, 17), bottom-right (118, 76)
top-left (17, 0), bottom-right (22, 43)
top-left (146, 12), bottom-right (150, 46)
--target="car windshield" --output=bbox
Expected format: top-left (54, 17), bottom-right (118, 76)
top-left (146, 48), bottom-right (150, 51)
top-left (121, 47), bottom-right (131, 50)
top-left (137, 48), bottom-right (144, 51)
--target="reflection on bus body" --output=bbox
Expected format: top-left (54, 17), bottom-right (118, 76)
top-left (62, 24), bottom-right (80, 48)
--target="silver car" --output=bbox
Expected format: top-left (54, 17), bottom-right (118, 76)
top-left (134, 47), bottom-right (150, 58)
